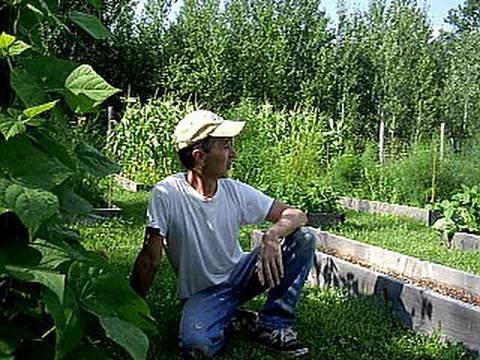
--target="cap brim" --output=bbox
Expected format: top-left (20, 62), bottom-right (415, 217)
top-left (209, 120), bottom-right (245, 138)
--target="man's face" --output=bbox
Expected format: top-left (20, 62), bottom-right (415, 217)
top-left (202, 137), bottom-right (236, 178)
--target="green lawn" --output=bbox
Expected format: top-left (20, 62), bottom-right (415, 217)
top-left (327, 210), bottom-right (480, 276)
top-left (75, 189), bottom-right (473, 359)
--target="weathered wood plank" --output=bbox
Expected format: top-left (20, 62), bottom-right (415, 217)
top-left (338, 197), bottom-right (440, 226)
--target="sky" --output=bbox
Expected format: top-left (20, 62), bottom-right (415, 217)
top-left (320, 0), bottom-right (464, 29)
top-left (137, 0), bottom-right (466, 30)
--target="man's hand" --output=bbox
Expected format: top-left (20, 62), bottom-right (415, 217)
top-left (257, 200), bottom-right (307, 288)
top-left (256, 230), bottom-right (284, 288)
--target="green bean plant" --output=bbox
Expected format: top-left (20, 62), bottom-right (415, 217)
top-left (0, 2), bottom-right (157, 359)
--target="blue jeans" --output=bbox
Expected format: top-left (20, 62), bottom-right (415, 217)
top-left (179, 227), bottom-right (316, 357)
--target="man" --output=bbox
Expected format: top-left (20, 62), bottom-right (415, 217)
top-left (130, 110), bottom-right (317, 358)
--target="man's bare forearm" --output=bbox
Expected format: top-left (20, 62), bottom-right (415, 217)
top-left (130, 228), bottom-right (164, 297)
top-left (264, 208), bottom-right (307, 241)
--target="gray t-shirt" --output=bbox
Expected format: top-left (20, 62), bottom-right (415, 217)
top-left (146, 173), bottom-right (274, 299)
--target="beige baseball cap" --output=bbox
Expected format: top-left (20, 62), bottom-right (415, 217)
top-left (174, 110), bottom-right (245, 150)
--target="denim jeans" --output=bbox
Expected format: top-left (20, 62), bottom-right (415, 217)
top-left (179, 227), bottom-right (317, 357)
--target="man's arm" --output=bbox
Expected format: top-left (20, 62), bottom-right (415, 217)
top-left (130, 227), bottom-right (164, 297)
top-left (257, 200), bottom-right (307, 288)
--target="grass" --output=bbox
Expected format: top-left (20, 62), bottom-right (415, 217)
top-left (75, 188), bottom-right (474, 359)
top-left (327, 210), bottom-right (480, 276)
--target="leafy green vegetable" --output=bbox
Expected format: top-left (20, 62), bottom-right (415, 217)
top-left (433, 185), bottom-right (480, 239)
top-left (64, 65), bottom-right (120, 113)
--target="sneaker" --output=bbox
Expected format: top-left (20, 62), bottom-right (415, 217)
top-left (251, 326), bottom-right (309, 357)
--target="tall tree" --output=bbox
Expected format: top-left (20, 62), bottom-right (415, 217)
top-left (447, 0), bottom-right (480, 34)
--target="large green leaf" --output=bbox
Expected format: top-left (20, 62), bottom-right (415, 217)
top-left (29, 128), bottom-right (77, 170)
top-left (64, 92), bottom-right (97, 114)
top-left (6, 265), bottom-right (65, 303)
top-left (10, 68), bottom-right (49, 107)
top-left (3, 183), bottom-right (59, 236)
top-left (0, 135), bottom-right (72, 190)
top-left (69, 262), bottom-right (157, 335)
top-left (69, 11), bottom-right (111, 40)
top-left (64, 65), bottom-right (120, 113)
top-left (21, 56), bottom-right (78, 91)
top-left (74, 142), bottom-right (121, 177)
top-left (54, 184), bottom-right (93, 216)
top-left (32, 238), bottom-right (81, 270)
top-left (99, 317), bottom-right (148, 360)
top-left (43, 288), bottom-right (85, 359)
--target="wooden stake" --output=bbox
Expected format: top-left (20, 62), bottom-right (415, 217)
top-left (379, 120), bottom-right (385, 165)
top-left (440, 122), bottom-right (445, 161)
top-left (431, 142), bottom-right (437, 203)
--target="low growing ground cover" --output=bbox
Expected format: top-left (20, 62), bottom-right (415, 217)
top-left (329, 211), bottom-right (480, 276)
top-left (74, 189), bottom-right (472, 359)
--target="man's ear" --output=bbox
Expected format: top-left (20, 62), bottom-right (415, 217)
top-left (192, 148), bottom-right (206, 165)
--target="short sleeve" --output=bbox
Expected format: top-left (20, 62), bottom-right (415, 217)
top-left (146, 184), bottom-right (170, 237)
top-left (237, 181), bottom-right (274, 225)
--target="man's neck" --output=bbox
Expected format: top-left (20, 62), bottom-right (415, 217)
top-left (186, 170), bottom-right (218, 198)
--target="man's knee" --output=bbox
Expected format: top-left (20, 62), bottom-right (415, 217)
top-left (289, 226), bottom-right (317, 254)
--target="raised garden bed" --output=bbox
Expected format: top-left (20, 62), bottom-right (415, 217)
top-left (315, 231), bottom-right (480, 299)
top-left (451, 232), bottom-right (480, 252)
top-left (339, 196), bottom-right (440, 226)
top-left (334, 210), bottom-right (480, 275)
top-left (251, 229), bottom-right (480, 355)
top-left (314, 251), bottom-right (480, 355)
top-left (114, 174), bottom-right (153, 192)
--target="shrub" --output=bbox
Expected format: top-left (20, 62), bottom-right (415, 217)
top-left (329, 152), bottom-right (363, 195)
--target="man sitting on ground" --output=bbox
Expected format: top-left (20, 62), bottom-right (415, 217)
top-left (130, 110), bottom-right (316, 358)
